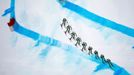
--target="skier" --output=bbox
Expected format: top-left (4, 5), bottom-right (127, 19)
top-left (75, 37), bottom-right (81, 47)
top-left (81, 42), bottom-right (87, 52)
top-left (100, 54), bottom-right (106, 64)
top-left (61, 18), bottom-right (68, 28)
top-left (58, 0), bottom-right (66, 5)
top-left (69, 32), bottom-right (77, 40)
top-left (94, 50), bottom-right (99, 59)
top-left (88, 46), bottom-right (93, 55)
top-left (106, 59), bottom-right (114, 69)
top-left (65, 25), bottom-right (72, 34)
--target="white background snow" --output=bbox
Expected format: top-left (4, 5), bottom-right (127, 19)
top-left (0, 0), bottom-right (134, 75)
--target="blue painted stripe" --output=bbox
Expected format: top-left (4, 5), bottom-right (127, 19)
top-left (13, 23), bottom-right (62, 47)
top-left (13, 23), bottom-right (40, 41)
top-left (58, 0), bottom-right (134, 37)
top-left (12, 19), bottom-right (130, 75)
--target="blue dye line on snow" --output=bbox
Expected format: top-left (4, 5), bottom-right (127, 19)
top-left (57, 0), bottom-right (134, 38)
top-left (13, 22), bottom-right (130, 75)
top-left (2, 0), bottom-right (130, 75)
top-left (13, 22), bottom-right (63, 48)
top-left (39, 46), bottom-right (52, 58)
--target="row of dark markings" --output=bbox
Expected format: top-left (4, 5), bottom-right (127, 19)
top-left (60, 18), bottom-right (114, 69)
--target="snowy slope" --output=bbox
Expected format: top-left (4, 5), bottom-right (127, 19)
top-left (0, 0), bottom-right (134, 75)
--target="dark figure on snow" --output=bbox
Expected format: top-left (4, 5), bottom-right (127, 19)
top-left (61, 18), bottom-right (68, 28)
top-left (8, 18), bottom-right (15, 32)
top-left (75, 37), bottom-right (81, 47)
top-left (94, 50), bottom-right (99, 59)
top-left (81, 42), bottom-right (87, 51)
top-left (65, 25), bottom-right (72, 34)
top-left (59, 0), bottom-right (66, 5)
top-left (106, 59), bottom-right (113, 69)
top-left (100, 54), bottom-right (106, 64)
top-left (69, 32), bottom-right (77, 40)
top-left (88, 46), bottom-right (93, 55)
